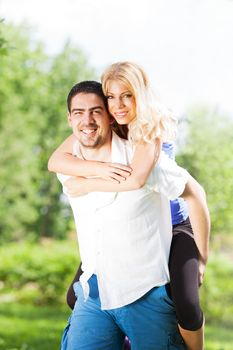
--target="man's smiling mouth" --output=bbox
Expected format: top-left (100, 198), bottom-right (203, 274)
top-left (82, 129), bottom-right (96, 134)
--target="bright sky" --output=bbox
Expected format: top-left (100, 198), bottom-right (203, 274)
top-left (1, 0), bottom-right (233, 116)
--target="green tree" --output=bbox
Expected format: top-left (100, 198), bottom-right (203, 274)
top-left (0, 19), bottom-right (8, 56)
top-left (35, 42), bottom-right (96, 239)
top-left (177, 106), bottom-right (233, 234)
top-left (0, 22), bottom-right (96, 242)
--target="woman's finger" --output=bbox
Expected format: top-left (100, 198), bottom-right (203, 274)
top-left (110, 163), bottom-right (132, 172)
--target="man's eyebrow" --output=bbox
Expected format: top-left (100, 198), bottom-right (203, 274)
top-left (71, 108), bottom-right (84, 113)
top-left (89, 106), bottom-right (104, 111)
top-left (71, 106), bottom-right (104, 113)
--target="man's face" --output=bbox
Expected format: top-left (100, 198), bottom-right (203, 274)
top-left (68, 93), bottom-right (112, 148)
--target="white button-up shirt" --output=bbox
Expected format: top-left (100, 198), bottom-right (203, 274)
top-left (57, 132), bottom-right (189, 310)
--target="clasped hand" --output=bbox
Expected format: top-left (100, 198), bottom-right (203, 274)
top-left (64, 162), bottom-right (132, 197)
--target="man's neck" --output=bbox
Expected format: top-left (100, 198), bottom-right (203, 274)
top-left (79, 136), bottom-right (112, 162)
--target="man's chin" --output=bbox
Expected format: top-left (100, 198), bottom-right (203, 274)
top-left (80, 141), bottom-right (97, 148)
top-left (79, 137), bottom-right (100, 148)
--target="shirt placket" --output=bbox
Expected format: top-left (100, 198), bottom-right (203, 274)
top-left (94, 206), bottom-right (105, 299)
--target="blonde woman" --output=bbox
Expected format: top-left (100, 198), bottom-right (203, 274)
top-left (48, 63), bottom-right (209, 350)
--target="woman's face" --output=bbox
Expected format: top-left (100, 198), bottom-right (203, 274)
top-left (106, 80), bottom-right (136, 125)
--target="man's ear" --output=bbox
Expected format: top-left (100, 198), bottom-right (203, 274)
top-left (67, 111), bottom-right (72, 127)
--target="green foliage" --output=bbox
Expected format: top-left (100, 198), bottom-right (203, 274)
top-left (0, 241), bottom-right (80, 304)
top-left (205, 325), bottom-right (233, 350)
top-left (0, 19), bottom-right (8, 56)
top-left (177, 106), bottom-right (233, 234)
top-left (0, 21), bottom-right (96, 241)
top-left (201, 252), bottom-right (233, 327)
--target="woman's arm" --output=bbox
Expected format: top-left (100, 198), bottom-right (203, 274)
top-left (65, 139), bottom-right (161, 194)
top-left (48, 134), bottom-right (132, 182)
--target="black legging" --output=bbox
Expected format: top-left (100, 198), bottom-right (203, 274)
top-left (169, 218), bottom-right (203, 330)
top-left (66, 264), bottom-right (83, 310)
top-left (67, 218), bottom-right (203, 331)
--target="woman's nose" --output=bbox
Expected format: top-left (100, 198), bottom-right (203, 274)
top-left (116, 97), bottom-right (125, 109)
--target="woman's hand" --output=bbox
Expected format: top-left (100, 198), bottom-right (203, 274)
top-left (95, 162), bottom-right (132, 183)
top-left (65, 177), bottom-right (89, 197)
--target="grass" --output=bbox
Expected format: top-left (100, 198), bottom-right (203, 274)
top-left (0, 302), bottom-right (232, 350)
top-left (205, 325), bottom-right (233, 350)
top-left (0, 303), bottom-right (69, 350)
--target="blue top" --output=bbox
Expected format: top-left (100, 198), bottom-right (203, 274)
top-left (162, 143), bottom-right (188, 225)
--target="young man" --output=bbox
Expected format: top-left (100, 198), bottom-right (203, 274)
top-left (50, 81), bottom-right (210, 350)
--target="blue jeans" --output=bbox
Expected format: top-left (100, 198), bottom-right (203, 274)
top-left (60, 281), bottom-right (186, 350)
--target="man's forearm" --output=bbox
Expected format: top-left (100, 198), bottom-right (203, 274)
top-left (187, 196), bottom-right (210, 263)
top-left (182, 178), bottom-right (210, 263)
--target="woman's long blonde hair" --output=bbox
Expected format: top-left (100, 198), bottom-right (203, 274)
top-left (101, 61), bottom-right (177, 145)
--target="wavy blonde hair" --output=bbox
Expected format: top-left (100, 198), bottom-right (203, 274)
top-left (101, 61), bottom-right (177, 144)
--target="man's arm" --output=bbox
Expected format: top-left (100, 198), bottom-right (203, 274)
top-left (180, 176), bottom-right (210, 264)
top-left (65, 153), bottom-right (210, 266)
top-left (152, 154), bottom-right (210, 264)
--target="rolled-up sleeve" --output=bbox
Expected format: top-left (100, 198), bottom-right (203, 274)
top-left (56, 173), bottom-right (71, 195)
top-left (146, 152), bottom-right (190, 200)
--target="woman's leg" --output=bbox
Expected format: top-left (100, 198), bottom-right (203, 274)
top-left (169, 218), bottom-right (204, 350)
top-left (66, 263), bottom-right (82, 309)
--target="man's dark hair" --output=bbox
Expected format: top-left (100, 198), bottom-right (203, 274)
top-left (67, 80), bottom-right (108, 112)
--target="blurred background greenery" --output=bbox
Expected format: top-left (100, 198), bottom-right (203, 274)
top-left (0, 20), bottom-right (233, 350)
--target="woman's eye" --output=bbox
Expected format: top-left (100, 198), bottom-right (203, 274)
top-left (106, 95), bottom-right (113, 99)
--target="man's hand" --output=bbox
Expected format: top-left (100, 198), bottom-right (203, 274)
top-left (65, 177), bottom-right (88, 197)
top-left (198, 258), bottom-right (206, 286)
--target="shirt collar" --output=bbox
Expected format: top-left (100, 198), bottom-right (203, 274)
top-left (111, 131), bottom-right (129, 164)
top-left (73, 131), bottom-right (129, 165)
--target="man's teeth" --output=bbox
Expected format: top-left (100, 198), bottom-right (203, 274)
top-left (82, 129), bottom-right (96, 134)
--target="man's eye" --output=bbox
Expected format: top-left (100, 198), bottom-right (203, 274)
top-left (72, 112), bottom-right (82, 117)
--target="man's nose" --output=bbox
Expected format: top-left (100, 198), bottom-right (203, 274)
top-left (83, 112), bottom-right (94, 123)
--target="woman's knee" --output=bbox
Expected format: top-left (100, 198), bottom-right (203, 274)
top-left (176, 299), bottom-right (203, 331)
